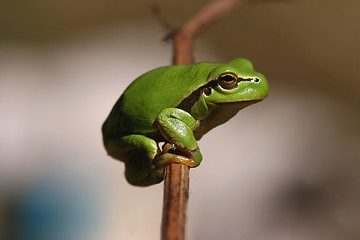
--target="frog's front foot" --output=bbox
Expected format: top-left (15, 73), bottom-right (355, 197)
top-left (155, 143), bottom-right (202, 168)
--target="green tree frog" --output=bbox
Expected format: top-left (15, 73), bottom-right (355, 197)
top-left (102, 58), bottom-right (268, 186)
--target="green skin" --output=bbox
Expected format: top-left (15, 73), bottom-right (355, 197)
top-left (102, 58), bottom-right (269, 186)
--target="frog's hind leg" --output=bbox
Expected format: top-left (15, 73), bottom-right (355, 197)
top-left (105, 134), bottom-right (164, 186)
top-left (125, 150), bottom-right (164, 186)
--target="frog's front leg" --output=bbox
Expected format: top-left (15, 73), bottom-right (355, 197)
top-left (104, 134), bottom-right (164, 186)
top-left (155, 108), bottom-right (203, 168)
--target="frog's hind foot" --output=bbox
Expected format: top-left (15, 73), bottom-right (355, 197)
top-left (155, 152), bottom-right (197, 168)
top-left (155, 142), bottom-right (200, 168)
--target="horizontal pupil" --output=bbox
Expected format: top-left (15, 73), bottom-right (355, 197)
top-left (221, 75), bottom-right (235, 81)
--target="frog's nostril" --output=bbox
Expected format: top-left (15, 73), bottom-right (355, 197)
top-left (239, 77), bottom-right (260, 83)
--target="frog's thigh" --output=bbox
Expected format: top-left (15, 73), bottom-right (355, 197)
top-left (156, 108), bottom-right (198, 151)
top-left (110, 134), bottom-right (163, 186)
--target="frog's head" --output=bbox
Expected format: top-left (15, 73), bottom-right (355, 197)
top-left (204, 58), bottom-right (268, 105)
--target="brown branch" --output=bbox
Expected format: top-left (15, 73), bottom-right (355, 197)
top-left (157, 0), bottom-right (318, 239)
top-left (159, 1), bottom-right (245, 240)
top-left (161, 164), bottom-right (189, 240)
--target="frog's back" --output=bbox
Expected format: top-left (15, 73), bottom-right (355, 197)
top-left (105, 62), bottom-right (217, 135)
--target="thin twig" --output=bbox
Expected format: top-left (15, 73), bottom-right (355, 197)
top-left (151, 5), bottom-right (178, 40)
top-left (173, 0), bottom-right (246, 65)
top-left (182, 0), bottom-right (247, 38)
top-left (158, 1), bottom-right (245, 240)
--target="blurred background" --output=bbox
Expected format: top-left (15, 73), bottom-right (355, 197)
top-left (1, 0), bottom-right (359, 239)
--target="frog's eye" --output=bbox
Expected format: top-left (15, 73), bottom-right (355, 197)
top-left (218, 72), bottom-right (238, 90)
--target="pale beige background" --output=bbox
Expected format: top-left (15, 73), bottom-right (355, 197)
top-left (1, 0), bottom-right (359, 239)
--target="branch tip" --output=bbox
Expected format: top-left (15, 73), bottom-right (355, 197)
top-left (151, 5), bottom-right (179, 40)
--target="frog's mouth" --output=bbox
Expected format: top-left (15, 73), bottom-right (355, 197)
top-left (212, 98), bottom-right (263, 106)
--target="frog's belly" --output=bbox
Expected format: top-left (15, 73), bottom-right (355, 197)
top-left (193, 101), bottom-right (259, 139)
